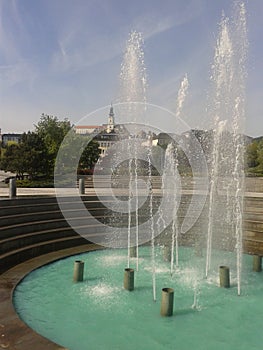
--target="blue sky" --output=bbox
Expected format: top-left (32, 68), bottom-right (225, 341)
top-left (0, 0), bottom-right (262, 137)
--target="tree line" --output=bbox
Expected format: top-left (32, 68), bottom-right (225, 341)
top-left (1, 116), bottom-right (263, 182)
top-left (0, 114), bottom-right (100, 182)
top-left (246, 137), bottom-right (263, 175)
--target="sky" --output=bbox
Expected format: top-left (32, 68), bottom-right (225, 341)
top-left (0, 0), bottom-right (262, 137)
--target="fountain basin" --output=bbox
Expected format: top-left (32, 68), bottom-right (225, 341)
top-left (13, 247), bottom-right (263, 350)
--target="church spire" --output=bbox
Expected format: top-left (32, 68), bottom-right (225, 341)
top-left (107, 103), bottom-right (115, 133)
top-left (109, 102), bottom-right (114, 117)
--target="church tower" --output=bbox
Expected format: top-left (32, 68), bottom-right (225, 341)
top-left (106, 104), bottom-right (115, 133)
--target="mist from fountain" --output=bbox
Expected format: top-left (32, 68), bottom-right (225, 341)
top-left (163, 143), bottom-right (180, 273)
top-left (171, 145), bottom-right (179, 271)
top-left (175, 74), bottom-right (189, 118)
top-left (119, 31), bottom-right (147, 270)
top-left (231, 1), bottom-right (248, 297)
top-left (117, 1), bottom-right (248, 298)
top-left (146, 143), bottom-right (156, 301)
top-left (206, 3), bottom-right (247, 295)
top-left (127, 148), bottom-right (133, 268)
top-left (172, 74), bottom-right (189, 272)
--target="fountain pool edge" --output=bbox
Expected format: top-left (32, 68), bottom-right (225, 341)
top-left (0, 243), bottom-right (103, 350)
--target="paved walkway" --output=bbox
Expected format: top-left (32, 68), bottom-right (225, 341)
top-left (1, 186), bottom-right (263, 198)
top-left (0, 187), bottom-right (96, 198)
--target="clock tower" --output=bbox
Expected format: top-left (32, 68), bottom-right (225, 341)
top-left (107, 104), bottom-right (115, 133)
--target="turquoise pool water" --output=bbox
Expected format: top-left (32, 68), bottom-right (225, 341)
top-left (13, 248), bottom-right (263, 350)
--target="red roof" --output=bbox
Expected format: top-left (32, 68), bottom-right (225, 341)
top-left (75, 125), bottom-right (103, 129)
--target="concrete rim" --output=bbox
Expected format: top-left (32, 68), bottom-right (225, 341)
top-left (0, 243), bottom-right (103, 350)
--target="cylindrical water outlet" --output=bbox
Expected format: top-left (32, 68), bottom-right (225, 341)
top-left (124, 268), bottom-right (134, 291)
top-left (129, 246), bottom-right (137, 258)
top-left (79, 178), bottom-right (85, 195)
top-left (160, 287), bottom-right (174, 317)
top-left (163, 246), bottom-right (172, 262)
top-left (219, 266), bottom-right (230, 288)
top-left (73, 260), bottom-right (84, 282)
top-left (253, 255), bottom-right (262, 272)
top-left (9, 178), bottom-right (16, 198)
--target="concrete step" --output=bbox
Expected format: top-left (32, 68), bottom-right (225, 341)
top-left (243, 230), bottom-right (263, 241)
top-left (0, 228), bottom-right (77, 254)
top-left (0, 215), bottom-right (110, 238)
top-left (243, 239), bottom-right (263, 256)
top-left (0, 195), bottom-right (108, 208)
top-left (0, 225), bottom-right (105, 256)
top-left (0, 235), bottom-right (89, 274)
top-left (243, 212), bottom-right (263, 221)
top-left (244, 197), bottom-right (263, 208)
top-left (0, 207), bottom-right (108, 226)
top-left (243, 220), bottom-right (263, 232)
top-left (0, 196), bottom-right (57, 207)
top-left (0, 199), bottom-right (110, 216)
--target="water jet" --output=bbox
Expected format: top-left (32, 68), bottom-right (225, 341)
top-left (163, 245), bottom-right (172, 262)
top-left (129, 246), bottom-right (137, 258)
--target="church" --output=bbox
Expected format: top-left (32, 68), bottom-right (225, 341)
top-left (74, 105), bottom-right (128, 157)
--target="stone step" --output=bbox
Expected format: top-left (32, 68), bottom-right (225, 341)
top-left (0, 235), bottom-right (90, 274)
top-left (0, 228), bottom-right (76, 254)
top-left (243, 230), bottom-right (263, 241)
top-left (0, 195), bottom-right (108, 208)
top-left (243, 220), bottom-right (263, 232)
top-left (244, 197), bottom-right (263, 208)
top-left (0, 224), bottom-right (106, 255)
top-left (0, 207), bottom-right (107, 226)
top-left (243, 239), bottom-right (263, 256)
top-left (243, 211), bottom-right (263, 221)
top-left (0, 215), bottom-right (110, 239)
top-left (0, 199), bottom-right (110, 216)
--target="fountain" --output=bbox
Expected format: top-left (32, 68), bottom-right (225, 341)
top-left (13, 249), bottom-right (263, 350)
top-left (13, 2), bottom-right (256, 350)
top-left (119, 30), bottom-right (147, 272)
top-left (205, 3), bottom-right (248, 296)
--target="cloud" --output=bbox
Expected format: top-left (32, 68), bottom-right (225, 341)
top-left (0, 0), bottom-right (37, 88)
top-left (50, 0), bottom-right (205, 75)
top-left (132, 0), bottom-right (205, 40)
top-left (0, 61), bottom-right (37, 90)
top-left (0, 1), bottom-right (19, 63)
top-left (51, 35), bottom-right (121, 74)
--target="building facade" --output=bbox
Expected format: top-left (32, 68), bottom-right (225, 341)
top-left (74, 105), bottom-right (128, 157)
top-left (0, 131), bottom-right (22, 146)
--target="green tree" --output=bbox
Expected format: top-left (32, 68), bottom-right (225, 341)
top-left (246, 141), bottom-right (259, 168)
top-left (79, 140), bottom-right (100, 172)
top-left (35, 114), bottom-right (72, 159)
top-left (0, 143), bottom-right (26, 178)
top-left (256, 140), bottom-right (263, 171)
top-left (0, 132), bottom-right (50, 179)
top-left (20, 132), bottom-right (50, 179)
top-left (55, 131), bottom-right (100, 174)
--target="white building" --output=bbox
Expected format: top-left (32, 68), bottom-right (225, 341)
top-left (0, 130), bottom-right (22, 145)
top-left (74, 105), bottom-right (122, 157)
